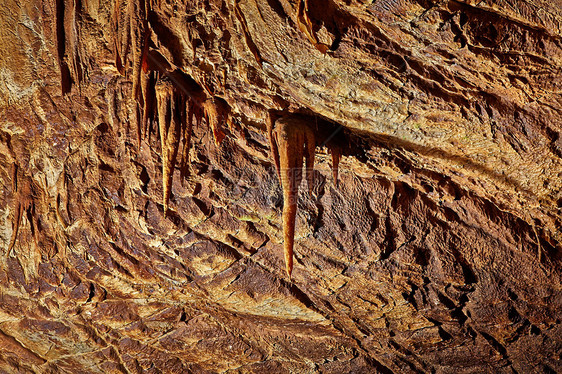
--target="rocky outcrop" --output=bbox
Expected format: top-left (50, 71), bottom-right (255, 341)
top-left (0, 0), bottom-right (561, 372)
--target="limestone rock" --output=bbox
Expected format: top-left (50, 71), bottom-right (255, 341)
top-left (0, 0), bottom-right (561, 372)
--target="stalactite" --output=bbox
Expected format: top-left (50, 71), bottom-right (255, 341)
top-left (108, 0), bottom-right (232, 210)
top-left (111, 0), bottom-right (124, 73)
top-left (304, 123), bottom-right (316, 195)
top-left (140, 70), bottom-right (157, 145)
top-left (317, 121), bottom-right (345, 189)
top-left (155, 78), bottom-right (185, 213)
top-left (202, 98), bottom-right (228, 145)
top-left (322, 127), bottom-right (345, 189)
top-left (68, 0), bottom-right (84, 91)
top-left (112, 0), bottom-right (151, 86)
top-left (329, 145), bottom-right (341, 188)
top-left (118, 0), bottom-right (131, 74)
top-left (266, 111), bottom-right (281, 180)
top-left (268, 112), bottom-right (345, 276)
top-left (179, 99), bottom-right (200, 183)
top-left (131, 0), bottom-right (149, 102)
top-left (270, 115), bottom-right (316, 277)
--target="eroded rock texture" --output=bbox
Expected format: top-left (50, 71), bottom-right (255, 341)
top-left (0, 0), bottom-right (561, 372)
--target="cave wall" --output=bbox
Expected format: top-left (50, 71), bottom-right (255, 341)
top-left (0, 0), bottom-right (561, 372)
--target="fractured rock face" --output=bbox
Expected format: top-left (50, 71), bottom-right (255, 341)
top-left (0, 0), bottom-right (561, 372)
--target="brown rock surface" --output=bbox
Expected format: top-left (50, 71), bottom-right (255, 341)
top-left (0, 0), bottom-right (561, 372)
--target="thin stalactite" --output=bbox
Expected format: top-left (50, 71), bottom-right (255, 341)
top-left (267, 110), bottom-right (281, 180)
top-left (112, 0), bottom-right (151, 85)
top-left (119, 0), bottom-right (131, 73)
top-left (131, 0), bottom-right (149, 102)
top-left (329, 145), bottom-right (341, 188)
top-left (140, 70), bottom-right (157, 145)
top-left (68, 0), bottom-right (84, 92)
top-left (202, 98), bottom-right (228, 145)
top-left (156, 78), bottom-right (185, 214)
top-left (179, 99), bottom-right (200, 183)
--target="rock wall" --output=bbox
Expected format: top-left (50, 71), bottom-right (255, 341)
top-left (0, 0), bottom-right (561, 372)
